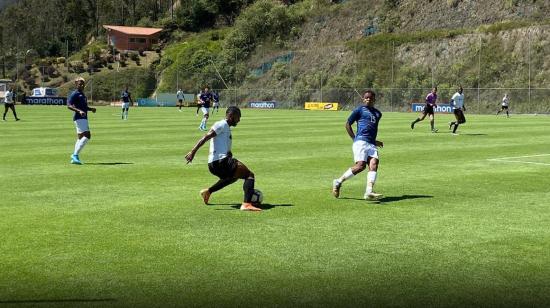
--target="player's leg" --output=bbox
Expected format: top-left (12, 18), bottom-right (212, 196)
top-left (333, 141), bottom-right (367, 198)
top-left (3, 104), bottom-right (8, 120)
top-left (71, 120), bottom-right (91, 164)
top-left (429, 113), bottom-right (437, 132)
top-left (233, 160), bottom-right (261, 211)
top-left (453, 110), bottom-right (465, 134)
top-left (10, 104), bottom-right (19, 120)
top-left (365, 155), bottom-right (382, 200)
top-left (125, 107), bottom-right (129, 119)
top-left (411, 111), bottom-right (427, 129)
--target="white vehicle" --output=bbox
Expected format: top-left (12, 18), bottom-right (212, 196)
top-left (31, 87), bottom-right (59, 97)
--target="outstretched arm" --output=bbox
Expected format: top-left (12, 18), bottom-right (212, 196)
top-left (185, 130), bottom-right (217, 163)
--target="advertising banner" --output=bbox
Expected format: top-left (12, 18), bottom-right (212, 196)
top-left (304, 102), bottom-right (339, 111)
top-left (248, 101), bottom-right (278, 109)
top-left (24, 97), bottom-right (67, 105)
top-left (411, 103), bottom-right (452, 113)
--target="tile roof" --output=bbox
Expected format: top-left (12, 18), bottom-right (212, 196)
top-left (103, 25), bottom-right (163, 36)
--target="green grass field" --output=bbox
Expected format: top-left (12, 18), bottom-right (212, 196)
top-left (1, 106), bottom-right (549, 308)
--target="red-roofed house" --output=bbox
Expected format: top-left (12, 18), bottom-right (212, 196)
top-left (103, 25), bottom-right (163, 51)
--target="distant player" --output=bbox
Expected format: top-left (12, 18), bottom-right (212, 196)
top-left (3, 87), bottom-right (20, 121)
top-left (120, 86), bottom-right (132, 120)
top-left (195, 89), bottom-right (203, 116)
top-left (212, 91), bottom-right (220, 113)
top-left (332, 90), bottom-right (384, 201)
top-left (198, 86), bottom-right (212, 131)
top-left (497, 94), bottom-right (510, 117)
top-left (411, 87), bottom-right (438, 133)
top-left (185, 106), bottom-right (261, 211)
top-left (67, 77), bottom-right (96, 165)
top-left (176, 88), bottom-right (184, 111)
top-left (449, 86), bottom-right (466, 135)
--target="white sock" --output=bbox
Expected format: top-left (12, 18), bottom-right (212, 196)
top-left (338, 168), bottom-right (354, 183)
top-left (75, 137), bottom-right (89, 155)
top-left (73, 139), bottom-right (80, 155)
top-left (366, 171), bottom-right (377, 194)
top-left (125, 110), bottom-right (128, 119)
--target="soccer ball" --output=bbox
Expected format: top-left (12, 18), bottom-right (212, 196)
top-left (250, 189), bottom-right (263, 204)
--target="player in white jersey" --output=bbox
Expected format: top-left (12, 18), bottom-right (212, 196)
top-left (448, 86), bottom-right (466, 135)
top-left (3, 87), bottom-right (20, 121)
top-left (176, 89), bottom-right (184, 111)
top-left (497, 94), bottom-right (510, 117)
top-left (185, 106), bottom-right (261, 211)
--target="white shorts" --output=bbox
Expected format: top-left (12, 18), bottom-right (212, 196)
top-left (352, 140), bottom-right (378, 163)
top-left (74, 119), bottom-right (90, 134)
top-left (201, 107), bottom-right (209, 115)
top-left (122, 102), bottom-right (130, 109)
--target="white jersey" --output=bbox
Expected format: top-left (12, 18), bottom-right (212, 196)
top-left (176, 91), bottom-right (184, 100)
top-left (502, 96), bottom-right (509, 106)
top-left (208, 119), bottom-right (232, 163)
top-left (4, 90), bottom-right (13, 104)
top-left (451, 92), bottom-right (464, 109)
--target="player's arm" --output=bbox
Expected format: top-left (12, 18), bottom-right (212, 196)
top-left (67, 100), bottom-right (86, 117)
top-left (345, 122), bottom-right (355, 140)
top-left (185, 130), bottom-right (218, 163)
top-left (87, 106), bottom-right (97, 113)
top-left (375, 140), bottom-right (384, 148)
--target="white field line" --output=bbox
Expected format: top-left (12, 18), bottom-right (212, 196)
top-left (487, 154), bottom-right (550, 166)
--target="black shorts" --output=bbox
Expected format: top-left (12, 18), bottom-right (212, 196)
top-left (423, 104), bottom-right (434, 115)
top-left (208, 156), bottom-right (238, 179)
top-left (453, 109), bottom-right (466, 123)
top-left (501, 105), bottom-right (509, 110)
top-left (178, 99), bottom-right (183, 103)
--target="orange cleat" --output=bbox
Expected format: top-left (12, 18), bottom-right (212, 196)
top-left (200, 189), bottom-right (211, 205)
top-left (240, 202), bottom-right (262, 211)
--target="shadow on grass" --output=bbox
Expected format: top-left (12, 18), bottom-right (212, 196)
top-left (211, 203), bottom-right (294, 211)
top-left (86, 162), bottom-right (134, 165)
top-left (0, 298), bottom-right (116, 304)
top-left (340, 194), bottom-right (433, 203)
top-left (459, 133), bottom-right (487, 136)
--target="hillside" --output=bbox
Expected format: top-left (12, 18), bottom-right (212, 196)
top-left (1, 0), bottom-right (549, 112)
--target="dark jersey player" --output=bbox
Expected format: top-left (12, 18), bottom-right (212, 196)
top-left (67, 77), bottom-right (96, 165)
top-left (185, 106), bottom-right (261, 211)
top-left (411, 87), bottom-right (439, 133)
top-left (332, 90), bottom-right (384, 200)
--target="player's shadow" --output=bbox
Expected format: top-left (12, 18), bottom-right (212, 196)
top-left (460, 133), bottom-right (487, 136)
top-left (340, 194), bottom-right (433, 203)
top-left (86, 162), bottom-right (134, 165)
top-left (0, 298), bottom-right (116, 304)
top-left (212, 203), bottom-right (294, 211)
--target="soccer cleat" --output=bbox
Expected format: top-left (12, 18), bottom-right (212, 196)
top-left (410, 121), bottom-right (415, 129)
top-left (70, 154), bottom-right (82, 165)
top-left (16, 118), bottom-right (20, 121)
top-left (452, 133), bottom-right (459, 136)
top-left (332, 179), bottom-right (341, 198)
top-left (432, 128), bottom-right (438, 133)
top-left (240, 202), bottom-right (262, 211)
top-left (364, 192), bottom-right (383, 201)
top-left (200, 189), bottom-right (211, 205)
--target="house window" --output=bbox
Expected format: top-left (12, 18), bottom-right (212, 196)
top-left (129, 38), bottom-right (136, 43)
top-left (137, 38), bottom-right (146, 43)
top-left (151, 39), bottom-right (158, 44)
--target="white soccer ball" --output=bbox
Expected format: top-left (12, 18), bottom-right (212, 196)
top-left (250, 189), bottom-right (263, 204)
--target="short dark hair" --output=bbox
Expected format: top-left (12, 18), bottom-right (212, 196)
top-left (363, 90), bottom-right (376, 98)
top-left (226, 106), bottom-right (241, 116)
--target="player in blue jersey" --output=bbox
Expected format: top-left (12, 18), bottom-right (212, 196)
top-left (67, 77), bottom-right (96, 165)
top-left (198, 86), bottom-right (212, 131)
top-left (332, 90), bottom-right (384, 200)
top-left (120, 86), bottom-right (133, 120)
top-left (212, 91), bottom-right (220, 113)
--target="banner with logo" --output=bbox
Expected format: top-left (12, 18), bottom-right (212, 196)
top-left (304, 102), bottom-right (339, 111)
top-left (411, 103), bottom-right (452, 113)
top-left (24, 97), bottom-right (67, 105)
top-left (248, 101), bottom-right (278, 109)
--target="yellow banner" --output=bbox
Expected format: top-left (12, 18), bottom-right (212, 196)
top-left (304, 102), bottom-right (339, 111)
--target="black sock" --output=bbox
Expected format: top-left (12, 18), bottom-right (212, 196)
top-left (209, 178), bottom-right (237, 193)
top-left (453, 123), bottom-right (459, 133)
top-left (243, 178), bottom-right (255, 203)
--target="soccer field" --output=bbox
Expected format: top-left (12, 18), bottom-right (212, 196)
top-left (1, 106), bottom-right (549, 308)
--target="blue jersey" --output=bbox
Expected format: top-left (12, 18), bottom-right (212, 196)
top-left (200, 92), bottom-right (213, 108)
top-left (68, 90), bottom-right (88, 121)
top-left (121, 90), bottom-right (131, 103)
top-left (347, 105), bottom-right (382, 144)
